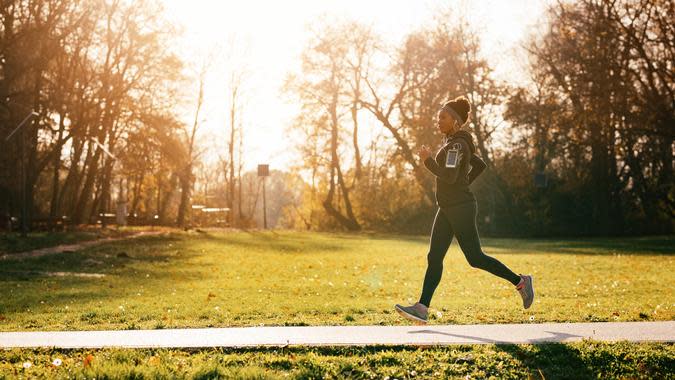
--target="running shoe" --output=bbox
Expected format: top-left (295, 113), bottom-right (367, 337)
top-left (394, 302), bottom-right (428, 324)
top-left (516, 274), bottom-right (535, 309)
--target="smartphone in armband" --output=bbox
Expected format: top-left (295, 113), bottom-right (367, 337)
top-left (445, 144), bottom-right (462, 169)
top-left (445, 149), bottom-right (459, 168)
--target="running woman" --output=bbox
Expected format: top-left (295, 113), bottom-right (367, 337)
top-left (395, 96), bottom-right (534, 324)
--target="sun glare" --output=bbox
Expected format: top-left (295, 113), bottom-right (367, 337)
top-left (160, 0), bottom-right (548, 171)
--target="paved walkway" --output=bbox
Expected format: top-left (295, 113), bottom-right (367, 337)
top-left (0, 230), bottom-right (166, 261)
top-left (1, 321), bottom-right (673, 348)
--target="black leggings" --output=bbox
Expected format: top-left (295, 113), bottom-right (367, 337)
top-left (419, 202), bottom-right (520, 307)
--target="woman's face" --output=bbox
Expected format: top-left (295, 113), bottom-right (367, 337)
top-left (437, 110), bottom-right (457, 134)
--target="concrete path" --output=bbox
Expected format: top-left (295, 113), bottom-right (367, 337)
top-left (0, 230), bottom-right (166, 261)
top-left (1, 321), bottom-right (673, 348)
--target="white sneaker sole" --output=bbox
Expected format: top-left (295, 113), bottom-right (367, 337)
top-left (523, 275), bottom-right (534, 309)
top-left (395, 305), bottom-right (428, 325)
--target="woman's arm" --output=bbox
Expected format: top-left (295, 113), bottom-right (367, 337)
top-left (423, 156), bottom-right (455, 182)
top-left (423, 140), bottom-right (470, 184)
top-left (467, 154), bottom-right (487, 184)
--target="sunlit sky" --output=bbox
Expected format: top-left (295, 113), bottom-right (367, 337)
top-left (160, 0), bottom-right (550, 173)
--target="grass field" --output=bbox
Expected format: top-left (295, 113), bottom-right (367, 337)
top-left (0, 230), bottom-right (673, 379)
top-left (0, 230), bottom-right (672, 330)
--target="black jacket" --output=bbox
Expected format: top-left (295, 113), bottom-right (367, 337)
top-left (423, 130), bottom-right (486, 208)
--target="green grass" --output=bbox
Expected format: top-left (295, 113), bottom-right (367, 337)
top-left (0, 231), bottom-right (672, 330)
top-left (1, 342), bottom-right (673, 379)
top-left (1, 231), bottom-right (673, 378)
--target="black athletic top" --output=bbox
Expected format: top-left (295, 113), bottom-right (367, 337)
top-left (423, 130), bottom-right (485, 208)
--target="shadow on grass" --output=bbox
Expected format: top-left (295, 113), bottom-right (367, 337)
top-left (0, 234), bottom-right (206, 315)
top-left (1, 230), bottom-right (348, 320)
top-left (495, 343), bottom-right (596, 380)
top-left (483, 235), bottom-right (674, 256)
top-left (325, 231), bottom-right (430, 244)
top-left (286, 230), bottom-right (674, 257)
top-left (196, 230), bottom-right (350, 254)
top-left (0, 285), bottom-right (105, 311)
top-left (408, 329), bottom-right (583, 344)
top-left (0, 229), bottom-right (137, 255)
top-left (0, 234), bottom-right (188, 274)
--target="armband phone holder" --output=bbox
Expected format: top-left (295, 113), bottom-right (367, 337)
top-left (445, 143), bottom-right (462, 168)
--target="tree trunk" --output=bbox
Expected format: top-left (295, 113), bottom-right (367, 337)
top-left (130, 172), bottom-right (144, 216)
top-left (158, 173), bottom-right (177, 223)
top-left (237, 125), bottom-right (244, 222)
top-left (176, 164), bottom-right (191, 227)
top-left (228, 100), bottom-right (236, 226)
top-left (351, 99), bottom-right (362, 180)
top-left (72, 142), bottom-right (102, 224)
top-left (25, 68), bottom-right (43, 230)
top-left (590, 121), bottom-right (610, 235)
top-left (96, 157), bottom-right (115, 227)
top-left (322, 94), bottom-right (360, 231)
top-left (49, 109), bottom-right (67, 218)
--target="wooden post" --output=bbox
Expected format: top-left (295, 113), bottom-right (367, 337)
top-left (262, 177), bottom-right (267, 229)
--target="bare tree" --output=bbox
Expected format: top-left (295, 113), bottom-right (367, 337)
top-left (177, 55), bottom-right (212, 227)
top-left (284, 19), bottom-right (363, 230)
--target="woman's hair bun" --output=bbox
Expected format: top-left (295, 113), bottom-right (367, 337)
top-left (442, 96), bottom-right (472, 125)
top-left (453, 96), bottom-right (471, 116)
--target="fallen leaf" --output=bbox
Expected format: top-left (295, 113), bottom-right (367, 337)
top-left (83, 354), bottom-right (94, 368)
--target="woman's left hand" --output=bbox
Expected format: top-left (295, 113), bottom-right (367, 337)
top-left (419, 145), bottom-right (432, 161)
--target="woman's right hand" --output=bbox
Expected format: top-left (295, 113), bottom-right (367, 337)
top-left (419, 145), bottom-right (432, 161)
